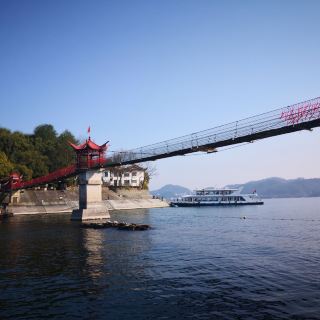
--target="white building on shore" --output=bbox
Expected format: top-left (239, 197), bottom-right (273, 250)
top-left (102, 165), bottom-right (145, 188)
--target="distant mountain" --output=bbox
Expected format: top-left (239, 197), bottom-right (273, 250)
top-left (153, 178), bottom-right (320, 199)
top-left (227, 177), bottom-right (320, 198)
top-left (151, 184), bottom-right (191, 199)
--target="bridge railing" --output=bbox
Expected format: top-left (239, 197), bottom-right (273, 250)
top-left (8, 164), bottom-right (77, 191)
top-left (1, 158), bottom-right (109, 192)
top-left (105, 97), bottom-right (320, 165)
top-left (2, 96), bottom-right (320, 191)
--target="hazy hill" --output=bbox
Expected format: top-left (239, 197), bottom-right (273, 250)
top-left (228, 177), bottom-right (320, 198)
top-left (152, 178), bottom-right (320, 199)
top-left (151, 184), bottom-right (191, 199)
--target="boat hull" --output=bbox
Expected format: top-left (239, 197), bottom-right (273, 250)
top-left (170, 201), bottom-right (264, 207)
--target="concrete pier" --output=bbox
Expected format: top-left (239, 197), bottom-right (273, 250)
top-left (71, 170), bottom-right (110, 221)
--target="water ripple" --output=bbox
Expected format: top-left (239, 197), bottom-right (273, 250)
top-left (1, 199), bottom-right (320, 319)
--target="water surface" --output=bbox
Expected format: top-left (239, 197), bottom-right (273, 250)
top-left (1, 198), bottom-right (320, 319)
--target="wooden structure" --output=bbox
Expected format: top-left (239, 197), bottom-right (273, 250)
top-left (69, 137), bottom-right (109, 170)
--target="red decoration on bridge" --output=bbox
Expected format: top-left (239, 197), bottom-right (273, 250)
top-left (69, 137), bottom-right (109, 170)
top-left (0, 138), bottom-right (109, 192)
top-left (280, 100), bottom-right (320, 125)
top-left (1, 96), bottom-right (320, 195)
top-left (0, 173), bottom-right (22, 191)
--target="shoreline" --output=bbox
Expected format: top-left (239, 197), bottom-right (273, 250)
top-left (4, 189), bottom-right (169, 215)
top-left (9, 199), bottom-right (169, 215)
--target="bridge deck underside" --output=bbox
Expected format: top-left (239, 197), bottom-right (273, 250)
top-left (104, 118), bottom-right (320, 167)
top-left (2, 97), bottom-right (320, 192)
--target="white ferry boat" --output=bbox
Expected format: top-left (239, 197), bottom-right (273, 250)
top-left (170, 187), bottom-right (263, 207)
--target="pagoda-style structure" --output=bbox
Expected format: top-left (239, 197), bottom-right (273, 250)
top-left (69, 137), bottom-right (109, 170)
top-left (69, 137), bottom-right (110, 221)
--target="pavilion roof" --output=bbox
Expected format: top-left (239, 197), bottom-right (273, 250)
top-left (69, 137), bottom-right (109, 152)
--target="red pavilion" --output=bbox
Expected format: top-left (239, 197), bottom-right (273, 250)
top-left (69, 137), bottom-right (109, 170)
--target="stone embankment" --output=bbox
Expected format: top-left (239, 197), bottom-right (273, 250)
top-left (7, 187), bottom-right (168, 215)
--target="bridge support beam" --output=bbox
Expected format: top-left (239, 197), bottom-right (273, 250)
top-left (71, 170), bottom-right (110, 221)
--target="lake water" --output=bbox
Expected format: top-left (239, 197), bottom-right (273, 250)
top-left (1, 198), bottom-right (320, 320)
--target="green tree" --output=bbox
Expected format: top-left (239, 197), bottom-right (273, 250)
top-left (33, 124), bottom-right (58, 172)
top-left (0, 125), bottom-right (78, 181)
top-left (0, 152), bottom-right (13, 179)
top-left (54, 130), bottom-right (78, 170)
top-left (0, 128), bottom-right (13, 156)
top-left (34, 124), bottom-right (57, 142)
top-left (5, 131), bottom-right (33, 164)
top-left (13, 164), bottom-right (33, 181)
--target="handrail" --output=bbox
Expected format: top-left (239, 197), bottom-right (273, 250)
top-left (2, 96), bottom-right (320, 192)
top-left (103, 97), bottom-right (320, 166)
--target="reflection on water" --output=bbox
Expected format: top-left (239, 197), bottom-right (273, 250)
top-left (83, 229), bottom-right (105, 280)
top-left (1, 200), bottom-right (320, 319)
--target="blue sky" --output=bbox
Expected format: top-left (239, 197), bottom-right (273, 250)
top-left (1, 0), bottom-right (320, 189)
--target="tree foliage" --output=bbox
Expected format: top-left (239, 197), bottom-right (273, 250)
top-left (0, 152), bottom-right (14, 178)
top-left (141, 162), bottom-right (157, 190)
top-left (0, 125), bottom-right (78, 180)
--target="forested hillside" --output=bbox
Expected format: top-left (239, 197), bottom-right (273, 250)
top-left (0, 125), bottom-right (77, 180)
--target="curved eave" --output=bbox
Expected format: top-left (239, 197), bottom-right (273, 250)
top-left (68, 140), bottom-right (109, 151)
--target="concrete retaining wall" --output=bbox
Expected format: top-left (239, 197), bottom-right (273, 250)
top-left (106, 199), bottom-right (169, 210)
top-left (8, 189), bottom-right (168, 215)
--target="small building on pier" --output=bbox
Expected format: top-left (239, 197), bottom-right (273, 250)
top-left (102, 165), bottom-right (145, 188)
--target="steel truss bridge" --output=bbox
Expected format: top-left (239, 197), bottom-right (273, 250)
top-left (2, 96), bottom-right (320, 192)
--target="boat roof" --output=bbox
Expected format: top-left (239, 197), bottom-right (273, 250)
top-left (194, 187), bottom-right (239, 191)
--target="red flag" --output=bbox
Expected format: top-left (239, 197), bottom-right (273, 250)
top-left (87, 126), bottom-right (91, 134)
